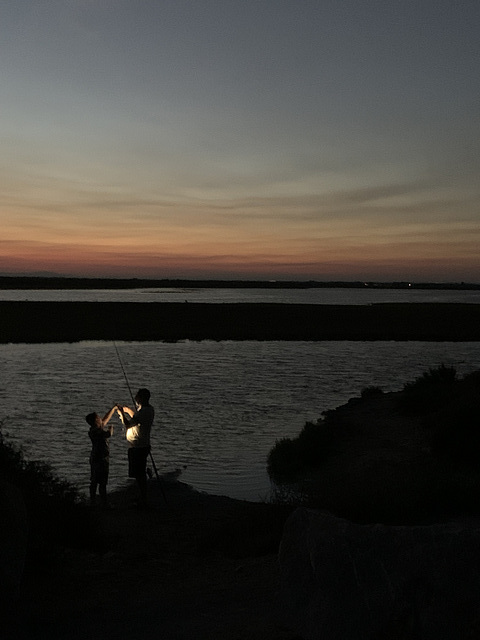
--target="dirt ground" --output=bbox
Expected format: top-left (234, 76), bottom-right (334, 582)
top-left (5, 475), bottom-right (299, 640)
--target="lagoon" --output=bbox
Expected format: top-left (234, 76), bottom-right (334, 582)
top-left (1, 286), bottom-right (479, 305)
top-left (1, 339), bottom-right (480, 501)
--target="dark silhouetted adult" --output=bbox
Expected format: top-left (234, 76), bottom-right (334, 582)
top-left (117, 388), bottom-right (154, 508)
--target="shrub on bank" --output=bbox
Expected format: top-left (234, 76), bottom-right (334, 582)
top-left (360, 385), bottom-right (384, 399)
top-left (431, 399), bottom-right (480, 465)
top-left (400, 364), bottom-right (458, 413)
top-left (0, 421), bottom-right (103, 560)
top-left (399, 366), bottom-right (480, 466)
top-left (267, 418), bottom-right (335, 480)
top-left (267, 367), bottom-right (480, 522)
top-left (428, 370), bottom-right (480, 466)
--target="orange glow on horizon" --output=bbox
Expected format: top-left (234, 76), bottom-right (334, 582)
top-left (2, 186), bottom-right (479, 282)
top-left (1, 235), bottom-right (479, 282)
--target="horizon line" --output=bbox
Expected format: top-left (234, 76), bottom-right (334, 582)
top-left (0, 275), bottom-right (479, 290)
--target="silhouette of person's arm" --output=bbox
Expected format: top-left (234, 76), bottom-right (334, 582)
top-left (116, 404), bottom-right (135, 427)
top-left (100, 406), bottom-right (117, 433)
top-left (101, 406), bottom-right (116, 425)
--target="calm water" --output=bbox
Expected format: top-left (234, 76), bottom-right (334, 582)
top-left (1, 340), bottom-right (479, 501)
top-left (1, 286), bottom-right (480, 304)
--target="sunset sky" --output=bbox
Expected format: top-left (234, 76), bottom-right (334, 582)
top-left (1, 1), bottom-right (479, 281)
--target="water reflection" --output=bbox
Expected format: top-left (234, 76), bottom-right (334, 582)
top-left (1, 340), bottom-right (480, 501)
top-left (1, 286), bottom-right (479, 304)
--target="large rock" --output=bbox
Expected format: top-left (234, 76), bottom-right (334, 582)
top-left (279, 508), bottom-right (480, 639)
top-left (0, 481), bottom-right (28, 609)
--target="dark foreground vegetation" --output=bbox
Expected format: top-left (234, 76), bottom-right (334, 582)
top-left (3, 366), bottom-right (480, 638)
top-left (268, 366), bottom-right (480, 525)
top-left (0, 423), bottom-right (102, 547)
top-left (0, 421), bottom-right (291, 571)
top-left (1, 425), bottom-right (294, 639)
top-left (1, 301), bottom-right (480, 342)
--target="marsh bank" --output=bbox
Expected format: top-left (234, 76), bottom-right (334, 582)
top-left (1, 301), bottom-right (480, 343)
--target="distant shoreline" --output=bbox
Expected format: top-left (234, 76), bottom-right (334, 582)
top-left (1, 301), bottom-right (479, 343)
top-left (0, 276), bottom-right (479, 291)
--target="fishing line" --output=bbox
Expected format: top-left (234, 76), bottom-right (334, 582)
top-left (113, 341), bottom-right (136, 407)
top-left (113, 341), bottom-right (168, 505)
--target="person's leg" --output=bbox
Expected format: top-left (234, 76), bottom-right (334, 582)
top-left (89, 481), bottom-right (97, 506)
top-left (90, 463), bottom-right (98, 505)
top-left (135, 447), bottom-right (149, 507)
top-left (99, 482), bottom-right (108, 508)
top-left (128, 448), bottom-right (136, 479)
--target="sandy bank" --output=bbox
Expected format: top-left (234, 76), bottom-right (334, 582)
top-left (1, 301), bottom-right (480, 342)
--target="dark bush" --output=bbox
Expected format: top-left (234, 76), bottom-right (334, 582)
top-left (460, 369), bottom-right (480, 393)
top-left (0, 421), bottom-right (103, 559)
top-left (267, 367), bottom-right (480, 522)
top-left (400, 364), bottom-right (458, 414)
top-left (360, 385), bottom-right (384, 399)
top-left (297, 420), bottom-right (334, 464)
top-left (267, 437), bottom-right (300, 479)
top-left (267, 419), bottom-right (334, 480)
top-left (432, 401), bottom-right (480, 468)
top-left (430, 396), bottom-right (480, 467)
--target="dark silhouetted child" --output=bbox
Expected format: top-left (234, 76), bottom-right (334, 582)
top-left (86, 407), bottom-right (117, 508)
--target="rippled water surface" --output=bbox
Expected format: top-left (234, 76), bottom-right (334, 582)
top-left (1, 286), bottom-right (479, 304)
top-left (1, 340), bottom-right (480, 501)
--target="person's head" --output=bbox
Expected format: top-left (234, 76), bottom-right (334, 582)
top-left (135, 388), bottom-right (150, 406)
top-left (86, 412), bottom-right (102, 428)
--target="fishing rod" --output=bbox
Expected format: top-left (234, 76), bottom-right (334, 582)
top-left (113, 341), bottom-right (168, 505)
top-left (113, 341), bottom-right (135, 405)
